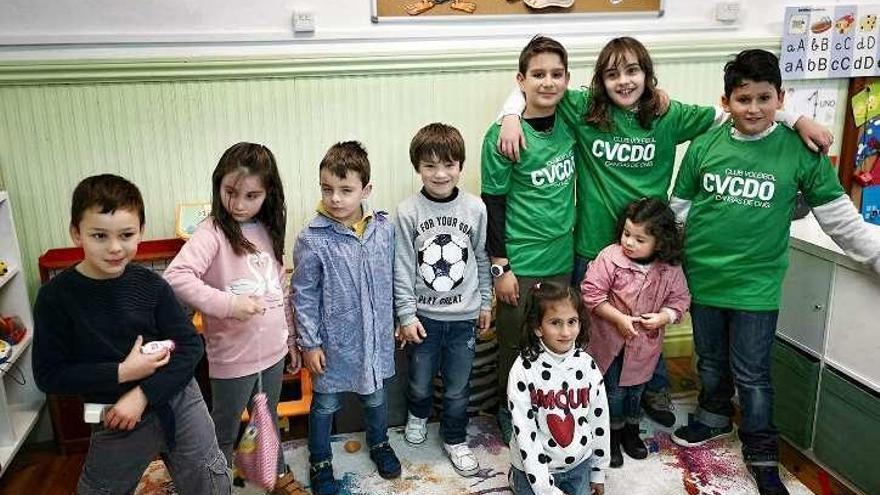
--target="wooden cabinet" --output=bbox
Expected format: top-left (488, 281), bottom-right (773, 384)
top-left (0, 191), bottom-right (45, 478)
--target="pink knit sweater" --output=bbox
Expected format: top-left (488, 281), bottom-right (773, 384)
top-left (164, 220), bottom-right (289, 379)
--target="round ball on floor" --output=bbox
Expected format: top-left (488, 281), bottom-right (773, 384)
top-left (344, 440), bottom-right (362, 453)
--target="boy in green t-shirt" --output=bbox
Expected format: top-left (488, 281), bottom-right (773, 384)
top-left (669, 49), bottom-right (880, 495)
top-left (480, 35), bottom-right (576, 443)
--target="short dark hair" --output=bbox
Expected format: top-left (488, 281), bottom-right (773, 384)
top-left (320, 141), bottom-right (370, 187)
top-left (518, 35), bottom-right (569, 75)
top-left (615, 197), bottom-right (683, 265)
top-left (70, 174), bottom-right (145, 229)
top-left (409, 123), bottom-right (466, 171)
top-left (724, 49), bottom-right (782, 98)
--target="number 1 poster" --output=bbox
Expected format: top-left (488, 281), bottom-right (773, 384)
top-left (781, 5), bottom-right (880, 80)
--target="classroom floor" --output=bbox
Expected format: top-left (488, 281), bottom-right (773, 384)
top-left (0, 357), bottom-right (859, 495)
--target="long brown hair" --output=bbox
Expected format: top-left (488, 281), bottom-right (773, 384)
top-left (585, 37), bottom-right (660, 132)
top-left (211, 142), bottom-right (286, 262)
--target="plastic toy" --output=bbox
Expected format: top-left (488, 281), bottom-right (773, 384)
top-left (0, 260), bottom-right (8, 277)
top-left (0, 315), bottom-right (26, 344)
top-left (141, 339), bottom-right (175, 354)
top-left (0, 339), bottom-right (10, 365)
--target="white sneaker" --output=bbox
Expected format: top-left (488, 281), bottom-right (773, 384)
top-left (443, 442), bottom-right (479, 477)
top-left (404, 413), bottom-right (428, 445)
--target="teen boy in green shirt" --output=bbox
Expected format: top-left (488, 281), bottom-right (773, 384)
top-left (481, 35), bottom-right (576, 444)
top-left (670, 49), bottom-right (880, 495)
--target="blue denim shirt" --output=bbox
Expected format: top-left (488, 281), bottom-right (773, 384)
top-left (292, 212), bottom-right (396, 395)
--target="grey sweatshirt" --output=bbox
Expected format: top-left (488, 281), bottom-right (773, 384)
top-left (393, 188), bottom-right (492, 325)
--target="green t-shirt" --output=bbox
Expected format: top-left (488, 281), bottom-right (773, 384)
top-left (672, 123), bottom-right (844, 311)
top-left (557, 89), bottom-right (717, 259)
top-left (481, 116), bottom-right (576, 277)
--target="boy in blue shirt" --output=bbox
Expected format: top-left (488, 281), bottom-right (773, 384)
top-left (33, 174), bottom-right (230, 494)
top-left (670, 50), bottom-right (880, 495)
top-left (293, 141), bottom-right (400, 495)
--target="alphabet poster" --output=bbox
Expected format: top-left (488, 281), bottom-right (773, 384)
top-left (781, 5), bottom-right (880, 80)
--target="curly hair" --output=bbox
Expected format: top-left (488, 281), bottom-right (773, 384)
top-left (615, 197), bottom-right (683, 265)
top-left (519, 281), bottom-right (589, 361)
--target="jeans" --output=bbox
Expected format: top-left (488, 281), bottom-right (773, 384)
top-left (571, 255), bottom-right (590, 288)
top-left (509, 457), bottom-right (591, 495)
top-left (77, 380), bottom-right (230, 495)
top-left (691, 303), bottom-right (779, 463)
top-left (407, 317), bottom-right (476, 445)
top-left (645, 352), bottom-right (670, 393)
top-left (308, 388), bottom-right (388, 464)
top-left (604, 352), bottom-right (646, 428)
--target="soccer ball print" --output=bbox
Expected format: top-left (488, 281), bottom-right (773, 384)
top-left (418, 233), bottom-right (469, 291)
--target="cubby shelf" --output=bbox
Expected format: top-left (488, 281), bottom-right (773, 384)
top-left (0, 191), bottom-right (45, 479)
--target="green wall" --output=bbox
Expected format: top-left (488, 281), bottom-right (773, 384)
top-left (0, 38), bottom-right (778, 301)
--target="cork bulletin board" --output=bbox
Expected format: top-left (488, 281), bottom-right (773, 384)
top-left (372, 0), bottom-right (663, 22)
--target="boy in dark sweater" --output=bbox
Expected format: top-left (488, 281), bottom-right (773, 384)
top-left (33, 174), bottom-right (230, 494)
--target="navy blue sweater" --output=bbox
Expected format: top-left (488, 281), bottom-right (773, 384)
top-left (33, 264), bottom-right (203, 407)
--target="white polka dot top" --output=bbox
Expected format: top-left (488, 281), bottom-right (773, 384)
top-left (507, 344), bottom-right (610, 494)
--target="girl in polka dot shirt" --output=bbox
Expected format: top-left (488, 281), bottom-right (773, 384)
top-left (507, 282), bottom-right (610, 495)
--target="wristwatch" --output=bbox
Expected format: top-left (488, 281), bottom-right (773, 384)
top-left (490, 262), bottom-right (511, 278)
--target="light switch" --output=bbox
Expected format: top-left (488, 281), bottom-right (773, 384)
top-left (294, 10), bottom-right (315, 33)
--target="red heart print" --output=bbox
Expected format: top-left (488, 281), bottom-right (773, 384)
top-left (546, 413), bottom-right (574, 447)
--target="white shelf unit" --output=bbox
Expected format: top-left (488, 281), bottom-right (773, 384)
top-left (0, 191), bottom-right (45, 478)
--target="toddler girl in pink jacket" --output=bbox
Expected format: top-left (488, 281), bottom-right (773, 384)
top-left (580, 198), bottom-right (690, 469)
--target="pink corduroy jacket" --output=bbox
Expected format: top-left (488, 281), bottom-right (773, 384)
top-left (581, 244), bottom-right (690, 386)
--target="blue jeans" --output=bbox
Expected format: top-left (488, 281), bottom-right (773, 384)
top-left (604, 352), bottom-right (646, 427)
top-left (691, 303), bottom-right (779, 463)
top-left (406, 317), bottom-right (476, 445)
top-left (571, 255), bottom-right (590, 288)
top-left (645, 352), bottom-right (669, 392)
top-left (509, 457), bottom-right (591, 495)
top-left (308, 388), bottom-right (388, 464)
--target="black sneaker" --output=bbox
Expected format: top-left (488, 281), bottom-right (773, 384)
top-left (641, 389), bottom-right (676, 428)
top-left (309, 460), bottom-right (339, 495)
top-left (369, 441), bottom-right (402, 479)
top-left (609, 428), bottom-right (624, 468)
top-left (748, 465), bottom-right (790, 495)
top-left (671, 418), bottom-right (733, 447)
top-left (621, 423), bottom-right (648, 459)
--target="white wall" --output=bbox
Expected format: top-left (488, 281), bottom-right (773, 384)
top-left (0, 0), bottom-right (872, 60)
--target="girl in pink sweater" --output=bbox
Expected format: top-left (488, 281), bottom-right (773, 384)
top-left (164, 142), bottom-right (300, 492)
top-left (580, 198), bottom-right (690, 469)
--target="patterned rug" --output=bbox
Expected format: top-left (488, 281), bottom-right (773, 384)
top-left (135, 397), bottom-right (813, 495)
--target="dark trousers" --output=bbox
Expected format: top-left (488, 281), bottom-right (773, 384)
top-left (691, 303), bottom-right (780, 463)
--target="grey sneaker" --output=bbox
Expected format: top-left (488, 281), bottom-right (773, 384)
top-left (443, 442), bottom-right (479, 477)
top-left (404, 413), bottom-right (428, 445)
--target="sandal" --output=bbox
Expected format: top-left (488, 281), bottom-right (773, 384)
top-left (271, 470), bottom-right (309, 495)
